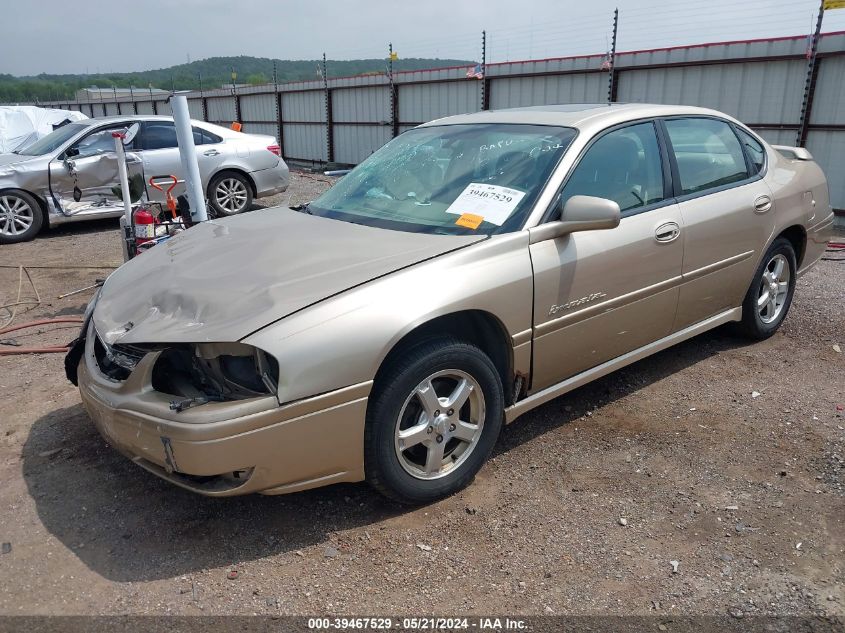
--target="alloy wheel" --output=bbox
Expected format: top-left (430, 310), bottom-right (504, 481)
top-left (394, 369), bottom-right (485, 480)
top-left (0, 195), bottom-right (34, 237)
top-left (757, 253), bottom-right (790, 324)
top-left (214, 178), bottom-right (248, 213)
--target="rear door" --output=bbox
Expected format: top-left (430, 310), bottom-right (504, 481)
top-left (135, 120), bottom-right (225, 203)
top-left (529, 120), bottom-right (685, 392)
top-left (48, 122), bottom-right (144, 217)
top-left (661, 117), bottom-right (776, 330)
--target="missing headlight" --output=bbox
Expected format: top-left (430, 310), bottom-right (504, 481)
top-left (93, 333), bottom-right (151, 381)
top-left (151, 343), bottom-right (279, 401)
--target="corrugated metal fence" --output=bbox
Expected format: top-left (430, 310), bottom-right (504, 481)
top-left (42, 31), bottom-right (845, 209)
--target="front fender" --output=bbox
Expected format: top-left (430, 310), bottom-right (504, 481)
top-left (243, 232), bottom-right (534, 405)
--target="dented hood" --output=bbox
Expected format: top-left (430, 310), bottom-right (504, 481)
top-left (93, 208), bottom-right (485, 345)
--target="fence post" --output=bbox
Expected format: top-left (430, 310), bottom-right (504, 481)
top-left (481, 30), bottom-right (490, 110)
top-left (277, 90), bottom-right (285, 158)
top-left (272, 61), bottom-right (283, 150)
top-left (323, 53), bottom-right (334, 163)
top-left (797, 0), bottom-right (825, 147)
top-left (391, 84), bottom-right (399, 138)
top-left (608, 8), bottom-right (619, 103)
top-left (198, 72), bottom-right (207, 121)
top-left (389, 43), bottom-right (398, 137)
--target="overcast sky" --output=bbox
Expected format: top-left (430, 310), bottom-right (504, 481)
top-left (2, 0), bottom-right (844, 76)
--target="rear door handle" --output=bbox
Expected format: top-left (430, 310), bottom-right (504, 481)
top-left (203, 149), bottom-right (220, 156)
top-left (753, 195), bottom-right (772, 213)
top-left (654, 221), bottom-right (681, 243)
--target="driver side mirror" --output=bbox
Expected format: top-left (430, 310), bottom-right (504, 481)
top-left (64, 146), bottom-right (79, 159)
top-left (528, 195), bottom-right (621, 244)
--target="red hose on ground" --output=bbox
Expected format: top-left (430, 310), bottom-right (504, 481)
top-left (0, 317), bottom-right (83, 356)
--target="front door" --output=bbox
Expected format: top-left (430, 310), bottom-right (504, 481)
top-left (48, 123), bottom-right (144, 218)
top-left (530, 120), bottom-right (684, 392)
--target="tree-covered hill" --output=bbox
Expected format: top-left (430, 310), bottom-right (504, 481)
top-left (0, 55), bottom-right (474, 102)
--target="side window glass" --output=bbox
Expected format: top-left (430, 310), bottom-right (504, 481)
top-left (736, 128), bottom-right (765, 175)
top-left (141, 122), bottom-right (178, 150)
top-left (665, 118), bottom-right (749, 194)
top-left (560, 121), bottom-right (665, 214)
top-left (70, 125), bottom-right (130, 158)
top-left (192, 126), bottom-right (209, 145)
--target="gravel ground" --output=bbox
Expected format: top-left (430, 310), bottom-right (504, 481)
top-left (0, 175), bottom-right (843, 618)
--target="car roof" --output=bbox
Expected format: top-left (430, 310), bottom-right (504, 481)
top-left (420, 103), bottom-right (744, 132)
top-left (78, 115), bottom-right (175, 126)
top-left (77, 115), bottom-right (245, 138)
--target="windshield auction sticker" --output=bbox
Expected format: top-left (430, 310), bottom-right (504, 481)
top-left (445, 183), bottom-right (526, 226)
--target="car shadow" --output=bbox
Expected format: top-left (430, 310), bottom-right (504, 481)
top-left (494, 326), bottom-right (754, 456)
top-left (22, 326), bottom-right (752, 583)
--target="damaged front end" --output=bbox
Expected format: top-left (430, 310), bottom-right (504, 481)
top-left (67, 308), bottom-right (280, 412)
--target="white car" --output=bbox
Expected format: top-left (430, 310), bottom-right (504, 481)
top-left (0, 115), bottom-right (289, 243)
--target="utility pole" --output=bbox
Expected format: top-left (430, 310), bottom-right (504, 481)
top-left (797, 0), bottom-right (825, 147)
top-left (607, 8), bottom-right (619, 104)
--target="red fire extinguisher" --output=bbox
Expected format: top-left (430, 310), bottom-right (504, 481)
top-left (134, 207), bottom-right (156, 248)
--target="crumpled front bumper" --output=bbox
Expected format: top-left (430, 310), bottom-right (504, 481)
top-left (76, 322), bottom-right (369, 496)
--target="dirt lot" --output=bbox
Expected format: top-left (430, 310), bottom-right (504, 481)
top-left (0, 173), bottom-right (843, 618)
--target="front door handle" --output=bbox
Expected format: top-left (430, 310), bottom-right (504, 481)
top-left (753, 195), bottom-right (772, 213)
top-left (203, 149), bottom-right (220, 156)
top-left (654, 221), bottom-right (681, 243)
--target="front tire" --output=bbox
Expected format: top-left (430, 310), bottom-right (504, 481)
top-left (737, 237), bottom-right (797, 340)
top-left (365, 338), bottom-right (504, 504)
top-left (208, 171), bottom-right (253, 217)
top-left (0, 190), bottom-right (43, 244)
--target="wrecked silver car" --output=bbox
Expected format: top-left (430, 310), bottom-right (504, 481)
top-left (0, 115), bottom-right (289, 244)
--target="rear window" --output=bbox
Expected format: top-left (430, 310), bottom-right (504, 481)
top-left (736, 128), bottom-right (765, 175)
top-left (665, 118), bottom-right (749, 195)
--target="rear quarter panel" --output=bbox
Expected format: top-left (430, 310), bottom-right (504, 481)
top-left (764, 147), bottom-right (833, 273)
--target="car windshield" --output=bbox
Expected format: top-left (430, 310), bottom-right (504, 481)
top-left (14, 122), bottom-right (87, 156)
top-left (308, 123), bottom-right (577, 235)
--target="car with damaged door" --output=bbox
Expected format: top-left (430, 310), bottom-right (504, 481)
top-left (67, 103), bottom-right (832, 504)
top-left (0, 115), bottom-right (288, 244)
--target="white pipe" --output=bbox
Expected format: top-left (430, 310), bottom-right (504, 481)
top-left (112, 132), bottom-right (133, 226)
top-left (171, 94), bottom-right (207, 222)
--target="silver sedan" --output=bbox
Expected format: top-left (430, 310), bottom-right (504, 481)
top-left (0, 115), bottom-right (289, 243)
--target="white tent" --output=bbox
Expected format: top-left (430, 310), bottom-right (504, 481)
top-left (0, 106), bottom-right (88, 153)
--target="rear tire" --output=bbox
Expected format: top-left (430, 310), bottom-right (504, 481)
top-left (0, 190), bottom-right (43, 244)
top-left (208, 171), bottom-right (253, 217)
top-left (737, 237), bottom-right (796, 340)
top-left (365, 338), bottom-right (504, 504)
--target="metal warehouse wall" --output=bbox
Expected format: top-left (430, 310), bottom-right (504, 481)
top-left (36, 31), bottom-right (845, 209)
